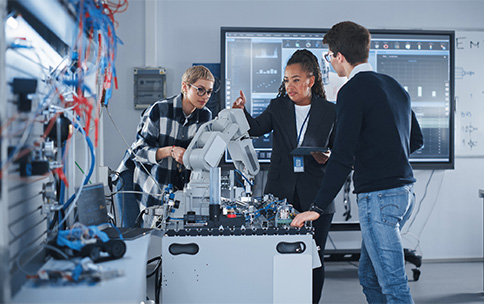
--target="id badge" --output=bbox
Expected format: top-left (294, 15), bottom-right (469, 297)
top-left (293, 156), bottom-right (304, 173)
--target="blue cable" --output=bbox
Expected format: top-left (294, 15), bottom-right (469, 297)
top-left (66, 0), bottom-right (120, 106)
top-left (234, 174), bottom-right (245, 189)
top-left (62, 123), bottom-right (95, 211)
top-left (234, 169), bottom-right (254, 186)
top-left (77, 124), bottom-right (95, 186)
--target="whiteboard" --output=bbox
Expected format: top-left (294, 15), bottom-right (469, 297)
top-left (455, 31), bottom-right (484, 156)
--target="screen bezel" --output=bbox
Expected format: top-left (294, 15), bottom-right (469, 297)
top-left (220, 26), bottom-right (455, 170)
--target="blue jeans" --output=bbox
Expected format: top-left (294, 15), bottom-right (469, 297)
top-left (115, 170), bottom-right (141, 227)
top-left (357, 184), bottom-right (415, 304)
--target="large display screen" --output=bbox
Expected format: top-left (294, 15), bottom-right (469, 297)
top-left (221, 27), bottom-right (455, 169)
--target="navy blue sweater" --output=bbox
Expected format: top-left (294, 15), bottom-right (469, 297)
top-left (313, 71), bottom-right (423, 211)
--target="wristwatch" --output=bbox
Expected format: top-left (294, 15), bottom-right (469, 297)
top-left (308, 204), bottom-right (324, 215)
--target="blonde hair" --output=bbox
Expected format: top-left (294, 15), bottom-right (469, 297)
top-left (181, 65), bottom-right (215, 92)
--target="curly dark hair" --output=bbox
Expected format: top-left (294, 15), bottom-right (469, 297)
top-left (277, 49), bottom-right (326, 100)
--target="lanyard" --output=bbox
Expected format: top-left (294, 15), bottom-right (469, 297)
top-left (296, 109), bottom-right (310, 146)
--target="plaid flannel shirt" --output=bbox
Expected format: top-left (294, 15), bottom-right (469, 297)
top-left (115, 94), bottom-right (212, 207)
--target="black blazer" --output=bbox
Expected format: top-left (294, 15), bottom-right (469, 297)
top-left (245, 95), bottom-right (337, 213)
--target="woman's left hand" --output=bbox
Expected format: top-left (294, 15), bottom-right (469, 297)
top-left (171, 146), bottom-right (186, 164)
top-left (311, 150), bottom-right (331, 164)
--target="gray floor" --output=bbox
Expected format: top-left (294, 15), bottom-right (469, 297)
top-left (148, 260), bottom-right (484, 303)
top-left (322, 261), bottom-right (484, 304)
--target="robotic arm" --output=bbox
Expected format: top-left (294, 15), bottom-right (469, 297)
top-left (183, 108), bottom-right (259, 179)
top-left (163, 109), bottom-right (259, 223)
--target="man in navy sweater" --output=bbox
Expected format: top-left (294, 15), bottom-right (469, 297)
top-left (291, 21), bottom-right (423, 303)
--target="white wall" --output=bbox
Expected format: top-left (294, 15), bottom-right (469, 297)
top-left (103, 0), bottom-right (484, 260)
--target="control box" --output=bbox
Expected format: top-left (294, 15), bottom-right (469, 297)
top-left (133, 67), bottom-right (166, 109)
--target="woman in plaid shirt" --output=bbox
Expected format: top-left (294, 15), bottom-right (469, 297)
top-left (115, 66), bottom-right (214, 227)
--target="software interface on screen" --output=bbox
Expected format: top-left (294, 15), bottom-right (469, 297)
top-left (223, 29), bottom-right (454, 168)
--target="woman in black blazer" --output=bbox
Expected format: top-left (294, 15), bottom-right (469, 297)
top-left (233, 49), bottom-right (336, 303)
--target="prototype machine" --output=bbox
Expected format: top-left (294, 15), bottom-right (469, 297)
top-left (147, 108), bottom-right (263, 229)
top-left (145, 109), bottom-right (320, 304)
top-left (138, 108), bottom-right (317, 233)
top-left (177, 108), bottom-right (259, 222)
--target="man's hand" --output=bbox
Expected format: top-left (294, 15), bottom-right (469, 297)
top-left (291, 211), bottom-right (320, 228)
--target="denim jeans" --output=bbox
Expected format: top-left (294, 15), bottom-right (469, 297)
top-left (357, 184), bottom-right (415, 304)
top-left (115, 170), bottom-right (141, 228)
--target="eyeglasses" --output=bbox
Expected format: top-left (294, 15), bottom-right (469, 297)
top-left (324, 52), bottom-right (335, 63)
top-left (190, 84), bottom-right (213, 97)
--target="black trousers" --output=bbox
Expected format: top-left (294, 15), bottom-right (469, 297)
top-left (293, 190), bottom-right (334, 304)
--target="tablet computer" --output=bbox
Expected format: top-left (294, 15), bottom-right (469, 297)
top-left (290, 146), bottom-right (329, 156)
